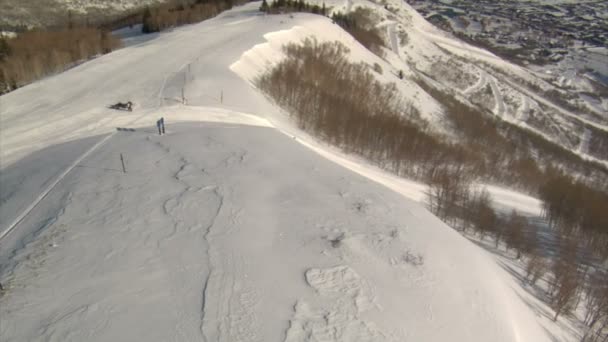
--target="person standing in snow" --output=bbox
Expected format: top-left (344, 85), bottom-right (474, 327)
top-left (160, 117), bottom-right (165, 134)
top-left (156, 119), bottom-right (162, 135)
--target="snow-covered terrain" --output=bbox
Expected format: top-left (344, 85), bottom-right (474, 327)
top-left (0, 2), bottom-right (571, 341)
top-left (322, 0), bottom-right (608, 163)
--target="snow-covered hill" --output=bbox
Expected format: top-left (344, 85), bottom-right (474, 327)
top-left (312, 0), bottom-right (608, 165)
top-left (0, 2), bottom-right (567, 341)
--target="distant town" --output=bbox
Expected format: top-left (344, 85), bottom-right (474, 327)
top-left (407, 0), bottom-right (608, 66)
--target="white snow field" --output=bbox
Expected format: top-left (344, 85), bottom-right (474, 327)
top-left (0, 3), bottom-right (555, 341)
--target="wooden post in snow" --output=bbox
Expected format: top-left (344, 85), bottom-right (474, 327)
top-left (182, 71), bottom-right (186, 105)
top-left (120, 153), bottom-right (126, 173)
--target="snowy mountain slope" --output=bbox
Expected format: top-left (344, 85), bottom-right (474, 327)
top-left (312, 0), bottom-right (608, 164)
top-left (0, 3), bottom-right (555, 341)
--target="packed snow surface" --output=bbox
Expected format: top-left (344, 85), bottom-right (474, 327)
top-left (1, 3), bottom-right (551, 341)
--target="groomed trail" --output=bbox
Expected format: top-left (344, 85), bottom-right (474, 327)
top-left (1, 3), bottom-right (552, 342)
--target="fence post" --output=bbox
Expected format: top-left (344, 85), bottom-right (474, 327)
top-left (120, 153), bottom-right (126, 173)
top-left (182, 70), bottom-right (187, 104)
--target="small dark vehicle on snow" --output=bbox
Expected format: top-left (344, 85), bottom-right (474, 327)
top-left (109, 101), bottom-right (133, 111)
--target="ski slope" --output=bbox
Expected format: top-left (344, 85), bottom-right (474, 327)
top-left (1, 3), bottom-right (553, 341)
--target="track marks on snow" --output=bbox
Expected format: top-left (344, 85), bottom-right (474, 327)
top-left (151, 138), bottom-right (260, 342)
top-left (285, 265), bottom-right (390, 342)
top-left (152, 139), bottom-right (229, 341)
top-left (463, 70), bottom-right (487, 96)
top-left (285, 193), bottom-right (429, 341)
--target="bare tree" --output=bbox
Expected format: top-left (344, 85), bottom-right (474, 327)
top-left (549, 236), bottom-right (583, 321)
top-left (582, 270), bottom-right (608, 341)
top-left (524, 253), bottom-right (548, 286)
top-left (505, 210), bottom-right (527, 258)
top-left (550, 261), bottom-right (580, 321)
top-left (467, 188), bottom-right (496, 241)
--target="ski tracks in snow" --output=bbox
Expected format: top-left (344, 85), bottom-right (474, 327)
top-left (488, 76), bottom-right (506, 118)
top-left (151, 139), bottom-right (233, 342)
top-left (463, 69), bottom-right (487, 96)
top-left (463, 70), bottom-right (505, 118)
top-left (201, 250), bottom-right (261, 342)
top-left (152, 138), bottom-right (260, 342)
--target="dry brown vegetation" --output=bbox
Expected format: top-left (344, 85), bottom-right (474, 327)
top-left (583, 270), bottom-right (608, 341)
top-left (258, 38), bottom-right (473, 184)
top-left (330, 8), bottom-right (385, 57)
top-left (142, 0), bottom-right (244, 33)
top-left (0, 28), bottom-right (121, 93)
top-left (261, 2), bottom-right (385, 57)
top-left (261, 0), bottom-right (327, 15)
top-left (539, 173), bottom-right (608, 261)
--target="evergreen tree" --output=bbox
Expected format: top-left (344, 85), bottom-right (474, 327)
top-left (260, 0), bottom-right (269, 12)
top-left (67, 10), bottom-right (74, 29)
top-left (0, 38), bottom-right (10, 61)
top-left (142, 7), bottom-right (155, 34)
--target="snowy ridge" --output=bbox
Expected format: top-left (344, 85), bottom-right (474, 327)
top-left (0, 3), bottom-right (560, 342)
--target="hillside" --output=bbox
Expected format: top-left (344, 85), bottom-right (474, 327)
top-left (312, 0), bottom-right (608, 170)
top-left (0, 0), bottom-right (165, 28)
top-left (0, 2), bottom-right (564, 341)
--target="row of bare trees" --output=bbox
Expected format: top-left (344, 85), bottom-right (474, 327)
top-left (260, 0), bottom-right (327, 15)
top-left (330, 8), bottom-right (385, 57)
top-left (418, 76), bottom-right (607, 334)
top-left (0, 28), bottom-right (120, 94)
top-left (141, 0), bottom-right (243, 34)
top-left (426, 170), bottom-right (607, 336)
top-left (261, 2), bottom-right (385, 57)
top-left (258, 38), bottom-right (475, 183)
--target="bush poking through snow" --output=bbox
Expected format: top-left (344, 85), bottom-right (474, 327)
top-left (372, 62), bottom-right (382, 74)
top-left (402, 250), bottom-right (424, 267)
